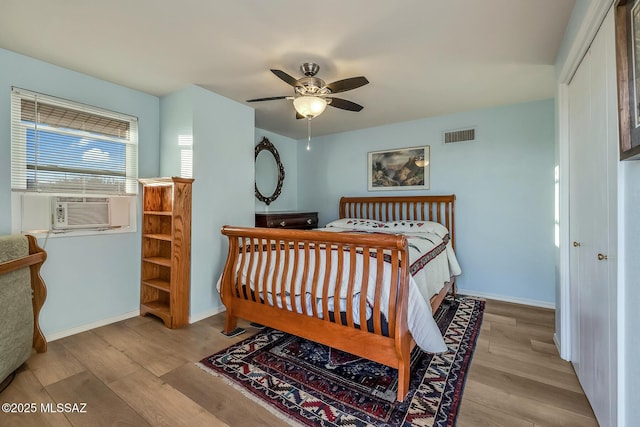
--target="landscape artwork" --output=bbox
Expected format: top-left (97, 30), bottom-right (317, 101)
top-left (368, 146), bottom-right (430, 191)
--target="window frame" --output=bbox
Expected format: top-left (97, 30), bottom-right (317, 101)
top-left (10, 87), bottom-right (139, 196)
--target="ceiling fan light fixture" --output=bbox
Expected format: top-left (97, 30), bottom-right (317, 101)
top-left (293, 96), bottom-right (327, 119)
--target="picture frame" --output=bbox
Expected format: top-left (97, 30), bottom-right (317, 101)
top-left (615, 0), bottom-right (640, 160)
top-left (367, 145), bottom-right (430, 191)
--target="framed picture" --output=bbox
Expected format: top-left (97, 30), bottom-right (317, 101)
top-left (615, 0), bottom-right (640, 160)
top-left (367, 146), bottom-right (430, 191)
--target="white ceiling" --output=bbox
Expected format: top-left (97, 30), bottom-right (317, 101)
top-left (0, 0), bottom-right (575, 139)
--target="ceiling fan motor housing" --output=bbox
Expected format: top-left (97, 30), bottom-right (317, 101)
top-left (300, 62), bottom-right (320, 76)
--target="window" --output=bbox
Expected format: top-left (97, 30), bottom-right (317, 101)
top-left (11, 87), bottom-right (138, 195)
top-left (179, 134), bottom-right (193, 178)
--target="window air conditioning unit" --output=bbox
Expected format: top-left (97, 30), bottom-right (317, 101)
top-left (52, 196), bottom-right (111, 229)
top-left (17, 194), bottom-right (132, 233)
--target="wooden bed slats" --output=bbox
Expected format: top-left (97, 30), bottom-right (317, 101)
top-left (221, 227), bottom-right (409, 339)
top-left (339, 195), bottom-right (456, 249)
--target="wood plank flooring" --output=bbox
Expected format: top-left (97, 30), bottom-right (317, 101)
top-left (0, 299), bottom-right (597, 426)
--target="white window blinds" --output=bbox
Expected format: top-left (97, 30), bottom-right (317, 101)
top-left (11, 87), bottom-right (138, 195)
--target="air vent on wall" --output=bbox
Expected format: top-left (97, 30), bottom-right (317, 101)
top-left (443, 127), bottom-right (476, 144)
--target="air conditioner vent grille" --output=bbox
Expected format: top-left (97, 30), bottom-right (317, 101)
top-left (52, 196), bottom-right (110, 229)
top-left (443, 128), bottom-right (476, 144)
top-left (67, 203), bottom-right (109, 227)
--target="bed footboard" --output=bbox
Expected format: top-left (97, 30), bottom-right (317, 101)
top-left (220, 225), bottom-right (413, 401)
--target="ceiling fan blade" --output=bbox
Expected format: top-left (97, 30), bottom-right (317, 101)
top-left (325, 76), bottom-right (369, 94)
top-left (296, 112), bottom-right (305, 120)
top-left (246, 96), bottom-right (288, 102)
top-left (327, 97), bottom-right (364, 112)
top-left (271, 69), bottom-right (299, 87)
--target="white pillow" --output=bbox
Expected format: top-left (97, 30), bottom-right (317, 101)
top-left (382, 220), bottom-right (449, 237)
top-left (324, 218), bottom-right (386, 230)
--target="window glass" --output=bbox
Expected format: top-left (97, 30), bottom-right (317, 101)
top-left (11, 87), bottom-right (138, 195)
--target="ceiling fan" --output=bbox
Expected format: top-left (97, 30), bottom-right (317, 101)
top-left (246, 62), bottom-right (369, 120)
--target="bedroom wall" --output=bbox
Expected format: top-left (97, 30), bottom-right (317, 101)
top-left (254, 128), bottom-right (298, 212)
top-left (0, 48), bottom-right (160, 338)
top-left (159, 88), bottom-right (193, 177)
top-left (159, 85), bottom-right (255, 320)
top-left (296, 99), bottom-right (556, 307)
top-left (620, 161), bottom-right (640, 425)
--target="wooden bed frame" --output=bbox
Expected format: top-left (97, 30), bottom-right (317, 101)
top-left (0, 235), bottom-right (48, 353)
top-left (219, 195), bottom-right (456, 401)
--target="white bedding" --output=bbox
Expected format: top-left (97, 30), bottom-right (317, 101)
top-left (218, 220), bottom-right (461, 354)
top-left (322, 219), bottom-right (462, 302)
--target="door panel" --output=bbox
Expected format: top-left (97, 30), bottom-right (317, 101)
top-left (567, 10), bottom-right (616, 426)
top-left (568, 48), bottom-right (590, 382)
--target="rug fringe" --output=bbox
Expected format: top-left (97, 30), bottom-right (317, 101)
top-left (195, 362), bottom-right (306, 427)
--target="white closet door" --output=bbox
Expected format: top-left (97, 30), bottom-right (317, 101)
top-left (567, 10), bottom-right (617, 427)
top-left (589, 19), bottom-right (613, 422)
top-left (568, 48), bottom-right (590, 380)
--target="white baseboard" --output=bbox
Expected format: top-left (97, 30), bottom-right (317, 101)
top-left (44, 305), bottom-right (228, 342)
top-left (45, 310), bottom-right (140, 342)
top-left (457, 288), bottom-right (556, 309)
top-left (553, 332), bottom-right (569, 361)
top-left (189, 304), bottom-right (226, 323)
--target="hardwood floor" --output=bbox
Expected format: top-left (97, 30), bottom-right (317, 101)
top-left (0, 300), bottom-right (597, 426)
top-left (456, 301), bottom-right (598, 427)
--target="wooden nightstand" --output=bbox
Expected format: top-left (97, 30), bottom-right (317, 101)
top-left (255, 211), bottom-right (318, 230)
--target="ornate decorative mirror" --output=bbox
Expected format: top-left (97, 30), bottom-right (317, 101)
top-left (254, 137), bottom-right (285, 205)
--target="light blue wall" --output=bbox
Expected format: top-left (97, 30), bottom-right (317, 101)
top-left (297, 99), bottom-right (556, 305)
top-left (0, 48), bottom-right (160, 337)
top-left (621, 161), bottom-right (640, 425)
top-left (192, 85), bottom-right (255, 317)
top-left (254, 129), bottom-right (298, 212)
top-left (159, 89), bottom-right (193, 177)
top-left (160, 85), bottom-right (255, 319)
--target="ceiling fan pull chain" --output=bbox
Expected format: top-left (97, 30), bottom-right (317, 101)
top-left (307, 118), bottom-right (312, 150)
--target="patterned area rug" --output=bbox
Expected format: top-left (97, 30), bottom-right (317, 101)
top-left (197, 296), bottom-right (484, 426)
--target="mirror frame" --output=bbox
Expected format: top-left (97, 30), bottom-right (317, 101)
top-left (254, 137), bottom-right (285, 205)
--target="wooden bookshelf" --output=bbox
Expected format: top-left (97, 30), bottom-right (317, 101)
top-left (139, 177), bottom-right (194, 328)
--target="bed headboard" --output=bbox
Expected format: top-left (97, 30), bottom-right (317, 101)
top-left (339, 195), bottom-right (456, 249)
